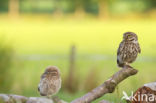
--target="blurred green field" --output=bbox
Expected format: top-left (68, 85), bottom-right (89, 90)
top-left (0, 16), bottom-right (156, 102)
top-left (0, 16), bottom-right (156, 55)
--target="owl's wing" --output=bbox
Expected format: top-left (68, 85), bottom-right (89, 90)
top-left (38, 86), bottom-right (40, 92)
top-left (117, 41), bottom-right (124, 55)
top-left (41, 73), bottom-right (46, 79)
top-left (138, 43), bottom-right (141, 53)
top-left (38, 83), bottom-right (41, 92)
top-left (117, 41), bottom-right (126, 67)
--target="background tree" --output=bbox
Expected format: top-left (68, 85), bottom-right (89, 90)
top-left (98, 0), bottom-right (110, 19)
top-left (9, 0), bottom-right (19, 17)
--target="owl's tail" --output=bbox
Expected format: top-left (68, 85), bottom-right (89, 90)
top-left (117, 59), bottom-right (125, 68)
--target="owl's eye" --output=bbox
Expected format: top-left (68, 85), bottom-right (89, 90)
top-left (127, 35), bottom-right (131, 38)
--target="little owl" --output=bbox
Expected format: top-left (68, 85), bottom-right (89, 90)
top-left (38, 66), bottom-right (61, 98)
top-left (117, 32), bottom-right (141, 68)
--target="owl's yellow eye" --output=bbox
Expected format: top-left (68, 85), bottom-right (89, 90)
top-left (127, 35), bottom-right (131, 38)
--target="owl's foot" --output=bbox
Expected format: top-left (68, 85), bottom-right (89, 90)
top-left (123, 64), bottom-right (133, 69)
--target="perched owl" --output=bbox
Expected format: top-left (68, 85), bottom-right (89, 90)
top-left (38, 66), bottom-right (61, 98)
top-left (117, 32), bottom-right (141, 68)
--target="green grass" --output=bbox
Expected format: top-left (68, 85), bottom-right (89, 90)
top-left (0, 16), bottom-right (156, 102)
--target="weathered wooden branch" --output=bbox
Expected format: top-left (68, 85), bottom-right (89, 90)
top-left (99, 100), bottom-right (111, 103)
top-left (52, 96), bottom-right (67, 103)
top-left (71, 65), bottom-right (138, 103)
top-left (144, 82), bottom-right (156, 91)
top-left (0, 94), bottom-right (67, 103)
top-left (127, 82), bottom-right (156, 103)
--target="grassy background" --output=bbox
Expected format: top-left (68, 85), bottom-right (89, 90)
top-left (1, 16), bottom-right (156, 55)
top-left (0, 15), bottom-right (156, 102)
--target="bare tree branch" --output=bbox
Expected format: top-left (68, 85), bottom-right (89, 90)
top-left (0, 94), bottom-right (67, 103)
top-left (71, 65), bottom-right (138, 103)
top-left (99, 100), bottom-right (111, 103)
top-left (52, 96), bottom-right (68, 103)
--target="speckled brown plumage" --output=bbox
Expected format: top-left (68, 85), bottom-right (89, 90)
top-left (38, 66), bottom-right (61, 97)
top-left (117, 32), bottom-right (141, 67)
